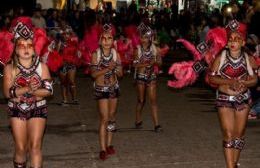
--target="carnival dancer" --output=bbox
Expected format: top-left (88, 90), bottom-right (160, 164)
top-left (90, 24), bottom-right (123, 160)
top-left (57, 19), bottom-right (81, 105)
top-left (133, 23), bottom-right (162, 132)
top-left (2, 17), bottom-right (52, 168)
top-left (209, 21), bottom-right (258, 168)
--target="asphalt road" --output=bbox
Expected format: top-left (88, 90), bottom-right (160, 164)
top-left (1, 66), bottom-right (260, 168)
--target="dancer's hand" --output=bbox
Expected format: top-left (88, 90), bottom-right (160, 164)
top-left (237, 80), bottom-right (248, 93)
top-left (219, 85), bottom-right (239, 96)
top-left (230, 80), bottom-right (244, 92)
top-left (28, 80), bottom-right (39, 93)
top-left (108, 61), bottom-right (116, 70)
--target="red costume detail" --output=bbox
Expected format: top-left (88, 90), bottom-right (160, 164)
top-left (46, 50), bottom-right (63, 72)
top-left (115, 39), bottom-right (133, 67)
top-left (124, 25), bottom-right (140, 48)
top-left (62, 34), bottom-right (81, 66)
top-left (0, 30), bottom-right (14, 65)
top-left (226, 22), bottom-right (247, 40)
top-left (221, 63), bottom-right (247, 79)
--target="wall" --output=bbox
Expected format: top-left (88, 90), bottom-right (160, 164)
top-left (37, 0), bottom-right (54, 9)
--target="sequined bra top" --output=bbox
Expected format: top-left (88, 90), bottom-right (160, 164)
top-left (137, 44), bottom-right (157, 75)
top-left (218, 50), bottom-right (254, 79)
top-left (13, 56), bottom-right (42, 89)
top-left (137, 45), bottom-right (155, 64)
top-left (96, 48), bottom-right (118, 85)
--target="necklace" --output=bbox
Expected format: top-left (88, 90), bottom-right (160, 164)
top-left (100, 48), bottom-right (113, 67)
top-left (227, 50), bottom-right (243, 64)
top-left (140, 45), bottom-right (153, 62)
top-left (17, 56), bottom-right (40, 75)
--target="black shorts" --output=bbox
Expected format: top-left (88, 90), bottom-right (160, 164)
top-left (135, 73), bottom-right (157, 85)
top-left (94, 83), bottom-right (120, 100)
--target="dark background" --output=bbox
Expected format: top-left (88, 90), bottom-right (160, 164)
top-left (0, 0), bottom-right (36, 15)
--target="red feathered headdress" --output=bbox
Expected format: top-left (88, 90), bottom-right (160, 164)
top-left (226, 20), bottom-right (247, 40)
top-left (0, 16), bottom-right (48, 65)
top-left (10, 16), bottom-right (34, 40)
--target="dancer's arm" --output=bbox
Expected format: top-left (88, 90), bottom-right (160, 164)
top-left (32, 63), bottom-right (53, 97)
top-left (91, 52), bottom-right (113, 78)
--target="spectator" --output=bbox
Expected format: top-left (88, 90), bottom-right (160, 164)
top-left (31, 8), bottom-right (46, 29)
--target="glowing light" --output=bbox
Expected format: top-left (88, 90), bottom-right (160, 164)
top-left (227, 7), bottom-right (232, 13)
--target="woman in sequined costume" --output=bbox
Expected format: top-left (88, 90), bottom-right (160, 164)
top-left (3, 17), bottom-right (53, 168)
top-left (209, 23), bottom-right (258, 168)
top-left (133, 23), bottom-right (162, 132)
top-left (57, 19), bottom-right (80, 105)
top-left (90, 24), bottom-right (123, 160)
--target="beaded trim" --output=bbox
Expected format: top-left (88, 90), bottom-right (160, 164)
top-left (140, 45), bottom-right (153, 63)
top-left (17, 56), bottom-right (40, 76)
top-left (100, 48), bottom-right (114, 85)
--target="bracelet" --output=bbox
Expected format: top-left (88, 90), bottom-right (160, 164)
top-left (113, 69), bottom-right (118, 73)
top-left (9, 86), bottom-right (17, 98)
top-left (133, 60), bottom-right (139, 64)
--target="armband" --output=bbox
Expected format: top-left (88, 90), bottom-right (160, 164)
top-left (133, 60), bottom-right (139, 64)
top-left (42, 79), bottom-right (53, 95)
top-left (113, 68), bottom-right (119, 74)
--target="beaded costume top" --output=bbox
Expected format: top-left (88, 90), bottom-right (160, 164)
top-left (96, 48), bottom-right (118, 85)
top-left (13, 56), bottom-right (42, 89)
top-left (136, 44), bottom-right (157, 75)
top-left (218, 50), bottom-right (254, 79)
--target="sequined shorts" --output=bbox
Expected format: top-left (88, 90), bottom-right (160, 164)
top-left (94, 83), bottom-right (120, 100)
top-left (216, 90), bottom-right (251, 111)
top-left (8, 100), bottom-right (47, 120)
top-left (135, 73), bottom-right (157, 85)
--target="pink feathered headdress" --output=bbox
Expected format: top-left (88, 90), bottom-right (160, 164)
top-left (0, 16), bottom-right (48, 65)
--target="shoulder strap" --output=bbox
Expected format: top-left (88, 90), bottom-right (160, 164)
top-left (36, 62), bottom-right (42, 77)
top-left (244, 52), bottom-right (254, 76)
top-left (137, 45), bottom-right (141, 59)
top-left (96, 48), bottom-right (101, 64)
top-left (112, 48), bottom-right (117, 62)
top-left (217, 50), bottom-right (227, 74)
top-left (151, 44), bottom-right (157, 57)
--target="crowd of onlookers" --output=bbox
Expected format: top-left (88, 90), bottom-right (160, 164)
top-left (0, 0), bottom-right (259, 43)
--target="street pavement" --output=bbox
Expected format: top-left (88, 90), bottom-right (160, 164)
top-left (1, 73), bottom-right (260, 168)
